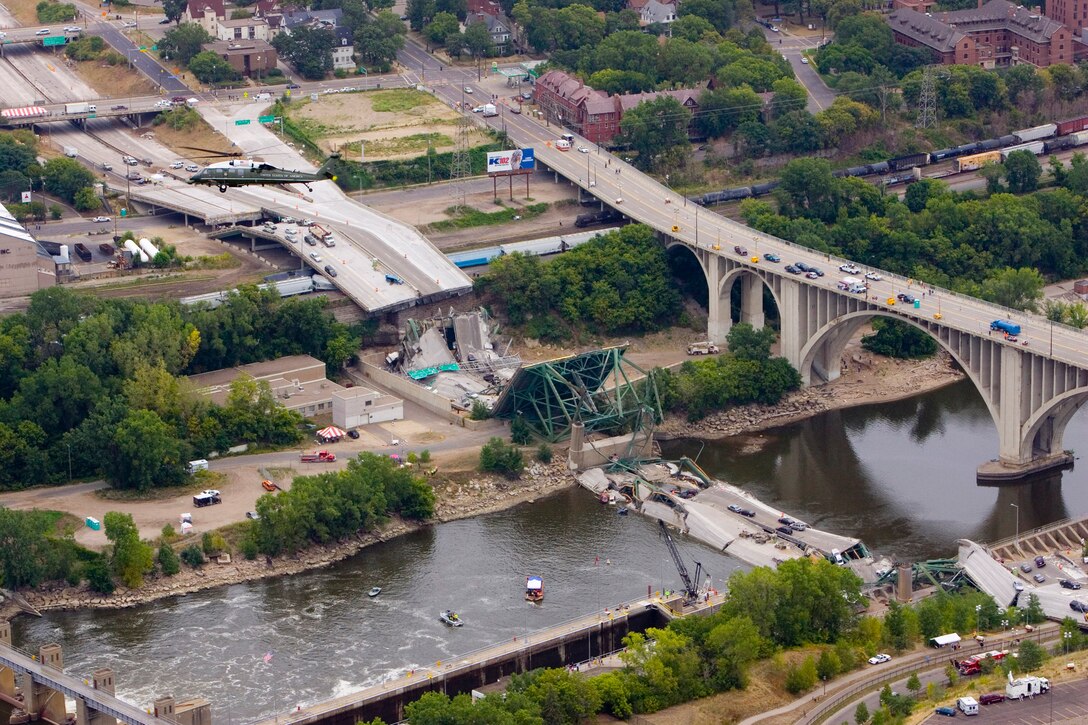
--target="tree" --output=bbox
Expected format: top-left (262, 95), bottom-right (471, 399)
top-left (103, 409), bottom-right (188, 491)
top-left (406, 0), bottom-right (435, 30)
top-left (104, 511), bottom-right (154, 588)
top-left (670, 14), bottom-right (715, 42)
top-left (159, 23), bottom-right (211, 65)
top-left (619, 96), bottom-right (690, 170)
top-left (189, 51), bottom-right (239, 83)
top-left (85, 557), bottom-right (115, 594)
top-left (906, 671), bottom-right (922, 696)
top-left (1024, 593), bottom-right (1045, 624)
top-left (1004, 150), bottom-right (1041, 193)
top-left (273, 24), bottom-right (335, 80)
top-left (536, 443), bottom-right (552, 463)
top-left (424, 11), bottom-right (459, 44)
top-left (355, 12), bottom-right (405, 71)
top-left (817, 648), bottom-right (841, 681)
top-left (776, 157), bottom-right (840, 222)
top-left (854, 701), bottom-right (869, 725)
top-left (42, 157), bottom-right (95, 204)
top-left (726, 322), bottom-right (775, 362)
top-left (678, 0), bottom-right (734, 31)
top-left (159, 0), bottom-right (187, 23)
top-left (73, 187), bottom-right (98, 212)
top-left (180, 544), bottom-right (205, 567)
top-left (658, 38), bottom-right (713, 86)
top-left (980, 267), bottom-right (1044, 312)
top-left (1018, 639), bottom-right (1046, 671)
top-left (479, 437), bottom-right (524, 478)
top-left (785, 655), bottom-right (818, 693)
top-left (861, 319), bottom-right (937, 359)
top-left (695, 85), bottom-right (762, 138)
top-left (510, 415), bottom-right (532, 444)
top-left (158, 542), bottom-right (180, 575)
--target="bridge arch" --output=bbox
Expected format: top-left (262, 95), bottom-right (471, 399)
top-left (797, 308), bottom-right (995, 412)
top-left (1019, 387), bottom-right (1088, 462)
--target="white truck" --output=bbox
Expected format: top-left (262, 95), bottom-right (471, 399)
top-left (64, 102), bottom-right (96, 114)
top-left (481, 103), bottom-right (498, 117)
top-left (956, 696), bottom-right (978, 715)
top-left (1006, 673), bottom-right (1050, 700)
top-left (63, 146), bottom-right (78, 158)
top-left (687, 341), bottom-right (720, 355)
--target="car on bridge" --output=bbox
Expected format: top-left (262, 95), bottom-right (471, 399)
top-left (764, 253), bottom-right (781, 262)
top-left (806, 271), bottom-right (820, 279)
top-left (897, 293), bottom-right (917, 304)
top-left (309, 252), bottom-right (323, 263)
top-left (1071, 600), bottom-right (1088, 612)
top-left (839, 263), bottom-right (860, 274)
top-left (324, 264), bottom-right (338, 277)
top-left (64, 25), bottom-right (81, 32)
top-left (111, 104), bottom-right (127, 110)
top-left (1060, 579), bottom-right (1081, 589)
top-left (785, 265), bottom-right (801, 274)
top-left (733, 245), bottom-right (748, 256)
top-left (36, 28), bottom-right (50, 35)
top-left (865, 271), bottom-right (883, 281)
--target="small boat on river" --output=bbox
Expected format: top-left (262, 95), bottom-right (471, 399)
top-left (439, 610), bottom-right (464, 627)
top-left (525, 575), bottom-right (543, 602)
top-left (367, 587), bottom-right (382, 597)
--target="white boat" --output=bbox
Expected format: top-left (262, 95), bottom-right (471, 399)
top-left (525, 575), bottom-right (543, 602)
top-left (439, 610), bottom-right (463, 627)
top-left (368, 587), bottom-right (382, 597)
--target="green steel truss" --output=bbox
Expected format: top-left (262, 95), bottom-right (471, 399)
top-left (491, 346), bottom-right (662, 442)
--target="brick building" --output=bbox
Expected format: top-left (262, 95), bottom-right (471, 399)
top-left (533, 69), bottom-right (700, 144)
top-left (887, 0), bottom-right (1074, 68)
top-left (204, 39), bottom-right (278, 77)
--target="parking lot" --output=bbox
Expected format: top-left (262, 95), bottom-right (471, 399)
top-left (922, 679), bottom-right (1088, 723)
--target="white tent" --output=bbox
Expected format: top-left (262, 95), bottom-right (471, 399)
top-left (931, 633), bottom-right (961, 648)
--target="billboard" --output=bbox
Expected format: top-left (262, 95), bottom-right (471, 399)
top-left (487, 148), bottom-right (535, 174)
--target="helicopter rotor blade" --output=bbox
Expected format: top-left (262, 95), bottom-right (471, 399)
top-left (179, 145), bottom-right (243, 157)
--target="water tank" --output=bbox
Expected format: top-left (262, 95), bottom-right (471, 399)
top-left (138, 238), bottom-right (159, 260)
top-left (1074, 279), bottom-right (1088, 299)
top-left (57, 244), bottom-right (70, 264)
top-left (123, 239), bottom-right (148, 263)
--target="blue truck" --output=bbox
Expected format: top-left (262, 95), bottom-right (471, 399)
top-left (991, 319), bottom-right (1021, 336)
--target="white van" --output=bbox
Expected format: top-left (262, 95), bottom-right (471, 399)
top-left (957, 696), bottom-right (979, 716)
top-left (187, 459), bottom-right (209, 474)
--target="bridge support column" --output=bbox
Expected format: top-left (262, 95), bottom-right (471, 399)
top-left (777, 278), bottom-right (803, 371)
top-left (26, 644), bottom-right (67, 725)
top-left (77, 669), bottom-right (116, 725)
top-left (706, 256), bottom-right (730, 344)
top-left (0, 621), bottom-right (14, 702)
top-left (739, 275), bottom-right (764, 329)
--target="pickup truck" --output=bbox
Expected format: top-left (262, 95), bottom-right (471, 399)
top-left (300, 450), bottom-right (336, 462)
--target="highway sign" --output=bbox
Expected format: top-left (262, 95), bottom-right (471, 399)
top-left (258, 115), bottom-right (274, 123)
top-left (43, 36), bottom-right (67, 46)
top-left (235, 119), bottom-right (251, 126)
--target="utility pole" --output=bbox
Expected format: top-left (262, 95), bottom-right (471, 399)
top-left (449, 86), bottom-right (472, 209)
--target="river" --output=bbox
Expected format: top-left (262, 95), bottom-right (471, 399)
top-left (660, 379), bottom-right (1088, 561)
top-left (12, 488), bottom-right (743, 722)
top-left (14, 379), bottom-right (1088, 721)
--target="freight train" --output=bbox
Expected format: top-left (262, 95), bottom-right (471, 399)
top-left (695, 116), bottom-right (1088, 207)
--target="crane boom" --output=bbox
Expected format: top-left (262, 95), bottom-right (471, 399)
top-left (658, 520), bottom-right (702, 602)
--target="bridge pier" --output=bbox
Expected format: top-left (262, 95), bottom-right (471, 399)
top-left (25, 644), bottom-right (67, 724)
top-left (706, 254), bottom-right (731, 344)
top-left (77, 670), bottom-right (117, 725)
top-left (0, 622), bottom-right (15, 703)
top-left (739, 275), bottom-right (764, 329)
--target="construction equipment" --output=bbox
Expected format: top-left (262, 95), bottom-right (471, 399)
top-left (658, 520), bottom-right (703, 604)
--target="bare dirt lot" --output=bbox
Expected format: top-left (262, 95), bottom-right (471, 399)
top-left (71, 58), bottom-right (158, 100)
top-left (287, 89), bottom-right (491, 160)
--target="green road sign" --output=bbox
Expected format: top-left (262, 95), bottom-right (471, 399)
top-left (258, 115), bottom-right (274, 123)
top-left (43, 36), bottom-right (67, 46)
top-left (235, 119), bottom-right (251, 126)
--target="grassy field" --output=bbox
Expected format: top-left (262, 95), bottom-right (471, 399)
top-left (426, 202), bottom-right (550, 231)
top-left (370, 88), bottom-right (437, 113)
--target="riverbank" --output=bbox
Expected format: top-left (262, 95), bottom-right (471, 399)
top-left (655, 348), bottom-right (964, 441)
top-left (1, 348), bottom-right (961, 621)
top-left (0, 462), bottom-right (577, 621)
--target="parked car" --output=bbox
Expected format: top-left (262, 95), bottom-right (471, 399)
top-left (934, 706), bottom-right (956, 717)
top-left (806, 271), bottom-right (820, 279)
top-left (1060, 579), bottom-right (1081, 589)
top-left (979, 693), bottom-right (1005, 705)
top-left (287, 83), bottom-right (301, 89)
top-left (348, 429), bottom-right (360, 439)
top-left (1033, 573), bottom-right (1046, 583)
top-left (795, 262), bottom-right (812, 272)
top-left (91, 216), bottom-right (110, 223)
top-left (801, 57), bottom-right (810, 64)
top-left (764, 253), bottom-right (781, 262)
top-left (463, 86), bottom-right (473, 94)
top-left (809, 267), bottom-right (824, 276)
top-left (733, 245), bottom-right (748, 256)
top-left (865, 271), bottom-right (883, 281)
top-left (868, 653), bottom-right (891, 665)
top-left (159, 17), bottom-right (171, 23)
top-left (775, 525), bottom-right (794, 536)
top-left (1020, 562), bottom-right (1033, 573)
top-left (1071, 599), bottom-right (1088, 612)
top-left (185, 164), bottom-right (199, 172)
top-left (738, 508), bottom-right (756, 517)
top-left (785, 265), bottom-right (801, 274)
top-left (839, 263), bottom-right (860, 274)
top-left (1034, 555), bottom-right (1046, 568)
top-left (728, 504), bottom-right (744, 513)
top-left (309, 252), bottom-right (323, 263)
top-left (1013, 580), bottom-right (1024, 591)
top-left (246, 511), bottom-right (260, 519)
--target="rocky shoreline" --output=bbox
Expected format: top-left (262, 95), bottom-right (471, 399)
top-left (1, 352), bottom-right (963, 621)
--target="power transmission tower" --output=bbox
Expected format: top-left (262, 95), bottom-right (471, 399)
top-left (916, 65), bottom-right (948, 129)
top-left (449, 116), bottom-right (473, 209)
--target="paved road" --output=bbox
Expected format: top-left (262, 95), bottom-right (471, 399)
top-left (824, 666), bottom-right (945, 724)
top-left (919, 678), bottom-right (1088, 723)
top-left (761, 27), bottom-right (836, 113)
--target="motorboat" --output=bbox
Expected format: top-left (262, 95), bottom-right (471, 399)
top-left (617, 507), bottom-right (629, 516)
top-left (525, 575), bottom-right (543, 602)
top-left (439, 610), bottom-right (463, 627)
top-left (367, 587), bottom-right (382, 597)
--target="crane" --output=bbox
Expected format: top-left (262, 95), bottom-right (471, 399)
top-left (658, 520), bottom-right (704, 604)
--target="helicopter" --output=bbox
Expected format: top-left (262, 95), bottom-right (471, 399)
top-left (185, 148), bottom-right (340, 192)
